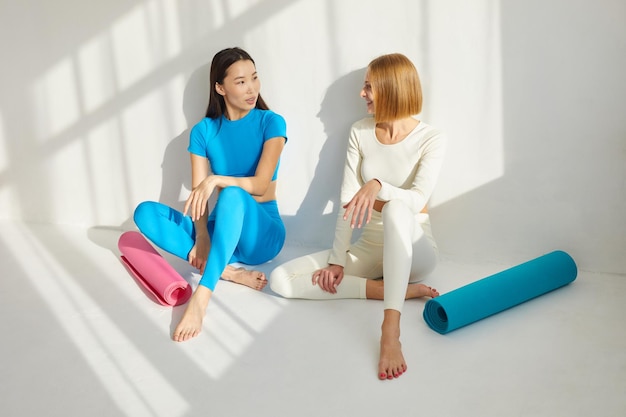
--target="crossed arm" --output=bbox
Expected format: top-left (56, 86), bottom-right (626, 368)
top-left (183, 136), bottom-right (285, 272)
top-left (184, 136), bottom-right (286, 221)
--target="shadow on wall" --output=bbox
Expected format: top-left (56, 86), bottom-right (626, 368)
top-left (158, 63), bottom-right (211, 211)
top-left (432, 1), bottom-right (626, 274)
top-left (282, 67), bottom-right (367, 249)
top-left (102, 61), bottom-right (213, 243)
top-left (106, 66), bottom-right (371, 263)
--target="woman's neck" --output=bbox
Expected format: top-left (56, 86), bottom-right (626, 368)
top-left (375, 117), bottom-right (419, 144)
top-left (224, 107), bottom-right (252, 121)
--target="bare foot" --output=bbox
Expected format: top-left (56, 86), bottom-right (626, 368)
top-left (222, 265), bottom-right (267, 290)
top-left (366, 281), bottom-right (439, 300)
top-left (407, 283), bottom-right (439, 299)
top-left (172, 285), bottom-right (212, 342)
top-left (378, 310), bottom-right (407, 380)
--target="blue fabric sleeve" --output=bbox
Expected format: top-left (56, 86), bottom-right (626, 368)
top-left (188, 119), bottom-right (209, 157)
top-left (264, 112), bottom-right (288, 144)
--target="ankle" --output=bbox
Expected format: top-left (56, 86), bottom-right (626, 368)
top-left (190, 285), bottom-right (212, 308)
top-left (381, 310), bottom-right (401, 338)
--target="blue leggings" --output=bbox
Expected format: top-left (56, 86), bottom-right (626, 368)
top-left (133, 186), bottom-right (286, 291)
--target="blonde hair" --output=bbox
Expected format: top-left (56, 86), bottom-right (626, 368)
top-left (367, 53), bottom-right (422, 123)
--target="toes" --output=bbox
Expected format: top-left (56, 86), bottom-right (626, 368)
top-left (173, 326), bottom-right (199, 342)
top-left (256, 278), bottom-right (268, 290)
top-left (425, 285), bottom-right (439, 297)
top-left (378, 362), bottom-right (407, 380)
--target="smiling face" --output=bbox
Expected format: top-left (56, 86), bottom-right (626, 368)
top-left (360, 71), bottom-right (375, 114)
top-left (215, 59), bottom-right (260, 120)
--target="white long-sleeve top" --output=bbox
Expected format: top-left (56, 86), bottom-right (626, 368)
top-left (328, 117), bottom-right (446, 267)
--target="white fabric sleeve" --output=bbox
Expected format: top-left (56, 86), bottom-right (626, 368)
top-left (327, 127), bottom-right (362, 266)
top-left (376, 131), bottom-right (447, 214)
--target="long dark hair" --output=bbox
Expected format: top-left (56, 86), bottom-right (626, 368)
top-left (205, 47), bottom-right (270, 119)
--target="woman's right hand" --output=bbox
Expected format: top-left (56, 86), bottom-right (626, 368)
top-left (184, 175), bottom-right (221, 221)
top-left (312, 264), bottom-right (344, 294)
top-left (188, 234), bottom-right (210, 273)
top-left (343, 179), bottom-right (382, 228)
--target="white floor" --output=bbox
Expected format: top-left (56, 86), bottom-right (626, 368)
top-left (1, 221), bottom-right (624, 417)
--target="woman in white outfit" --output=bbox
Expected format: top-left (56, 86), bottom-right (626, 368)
top-left (270, 53), bottom-right (446, 380)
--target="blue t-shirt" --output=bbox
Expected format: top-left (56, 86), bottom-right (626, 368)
top-left (188, 108), bottom-right (287, 181)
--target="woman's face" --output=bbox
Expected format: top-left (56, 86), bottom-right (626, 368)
top-left (360, 71), bottom-right (375, 114)
top-left (215, 59), bottom-right (260, 120)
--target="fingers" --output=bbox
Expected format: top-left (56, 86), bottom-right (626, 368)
top-left (185, 180), bottom-right (212, 220)
top-left (184, 192), bottom-right (199, 220)
top-left (191, 192), bottom-right (203, 221)
top-left (334, 270), bottom-right (344, 287)
top-left (358, 205), bottom-right (369, 228)
top-left (352, 204), bottom-right (371, 229)
top-left (312, 269), bottom-right (339, 293)
top-left (342, 202), bottom-right (354, 222)
top-left (343, 201), bottom-right (359, 228)
top-left (185, 192), bottom-right (207, 221)
top-left (188, 252), bottom-right (207, 273)
top-left (321, 276), bottom-right (337, 293)
top-left (343, 199), bottom-right (374, 228)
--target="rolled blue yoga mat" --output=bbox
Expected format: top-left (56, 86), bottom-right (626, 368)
top-left (423, 250), bottom-right (577, 334)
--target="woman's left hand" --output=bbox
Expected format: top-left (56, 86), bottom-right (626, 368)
top-left (312, 264), bottom-right (344, 294)
top-left (343, 179), bottom-right (382, 228)
top-left (184, 176), bottom-right (220, 221)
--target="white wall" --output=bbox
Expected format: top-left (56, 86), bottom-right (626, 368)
top-left (0, 0), bottom-right (624, 274)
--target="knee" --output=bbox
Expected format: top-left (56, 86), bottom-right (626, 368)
top-left (215, 186), bottom-right (248, 213)
top-left (269, 267), bottom-right (294, 298)
top-left (213, 187), bottom-right (249, 220)
top-left (133, 201), bottom-right (158, 230)
top-left (381, 199), bottom-right (412, 220)
top-left (219, 186), bottom-right (247, 202)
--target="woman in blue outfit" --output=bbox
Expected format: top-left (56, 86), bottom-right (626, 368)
top-left (134, 47), bottom-right (287, 342)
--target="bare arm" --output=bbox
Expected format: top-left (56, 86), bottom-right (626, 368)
top-left (184, 154), bottom-right (209, 271)
top-left (188, 154), bottom-right (210, 231)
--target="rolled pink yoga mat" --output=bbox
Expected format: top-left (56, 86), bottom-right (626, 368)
top-left (118, 231), bottom-right (192, 306)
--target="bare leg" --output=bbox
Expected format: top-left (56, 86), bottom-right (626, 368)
top-left (366, 281), bottom-right (438, 379)
top-left (365, 280), bottom-right (439, 300)
top-left (221, 265), bottom-right (267, 290)
top-left (172, 285), bottom-right (212, 342)
top-left (378, 309), bottom-right (406, 380)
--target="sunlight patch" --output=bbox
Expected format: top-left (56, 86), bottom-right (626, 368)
top-left (2, 224), bottom-right (190, 417)
top-left (32, 57), bottom-right (80, 141)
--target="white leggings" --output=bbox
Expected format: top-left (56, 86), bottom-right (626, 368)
top-left (270, 200), bottom-right (438, 312)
